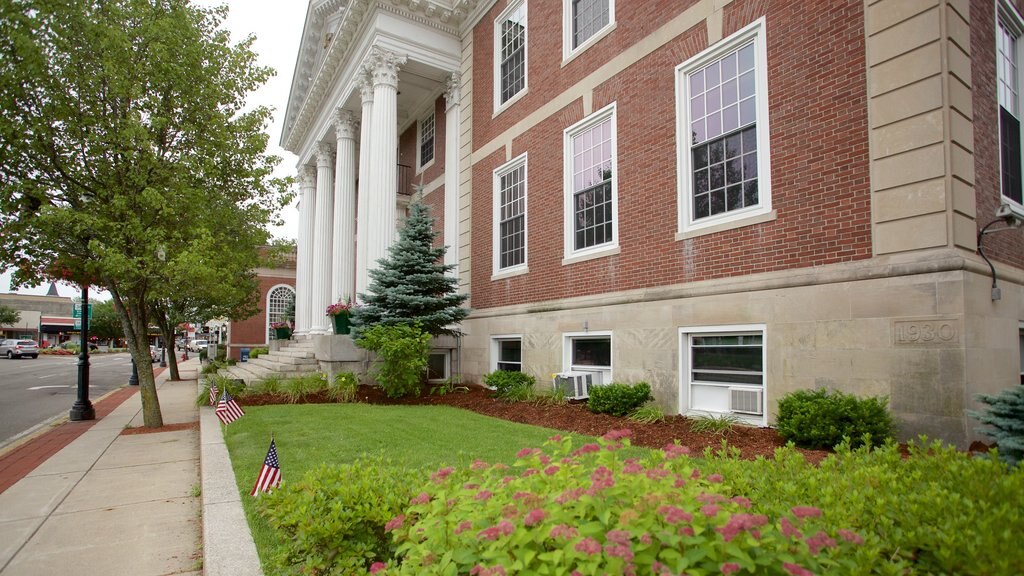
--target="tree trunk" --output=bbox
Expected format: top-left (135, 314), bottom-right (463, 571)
top-left (153, 309), bottom-right (181, 381)
top-left (110, 291), bottom-right (163, 428)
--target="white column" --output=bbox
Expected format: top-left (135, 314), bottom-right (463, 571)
top-left (333, 109), bottom-right (359, 305)
top-left (364, 46), bottom-right (406, 274)
top-left (295, 165), bottom-right (316, 337)
top-left (355, 78), bottom-right (374, 300)
top-left (310, 143), bottom-right (335, 335)
top-left (443, 72), bottom-right (461, 274)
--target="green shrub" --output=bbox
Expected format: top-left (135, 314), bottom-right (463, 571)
top-left (701, 438), bottom-right (1024, 575)
top-left (776, 388), bottom-right (895, 449)
top-left (355, 323), bottom-right (431, 398)
top-left (587, 381), bottom-right (653, 417)
top-left (258, 457), bottom-right (426, 575)
top-left (482, 370), bottom-right (536, 397)
top-left (689, 412), bottom-right (742, 435)
top-left (248, 346), bottom-right (269, 359)
top-left (968, 385), bottom-right (1024, 466)
top-left (388, 432), bottom-right (863, 575)
top-left (245, 374), bottom-right (283, 396)
top-left (328, 371), bottom-right (359, 403)
top-left (195, 374), bottom-right (245, 406)
top-left (629, 404), bottom-right (666, 424)
top-left (281, 372), bottom-right (327, 403)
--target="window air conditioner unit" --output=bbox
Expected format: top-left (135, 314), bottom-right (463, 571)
top-left (728, 387), bottom-right (763, 416)
top-left (553, 371), bottom-right (594, 400)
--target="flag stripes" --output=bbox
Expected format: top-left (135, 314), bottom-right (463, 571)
top-left (215, 390), bottom-right (244, 425)
top-left (251, 439), bottom-right (282, 496)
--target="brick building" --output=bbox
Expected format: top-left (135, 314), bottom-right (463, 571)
top-left (284, 0), bottom-right (1024, 446)
top-left (225, 249), bottom-right (297, 361)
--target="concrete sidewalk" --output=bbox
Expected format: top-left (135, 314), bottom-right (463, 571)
top-left (0, 357), bottom-right (261, 576)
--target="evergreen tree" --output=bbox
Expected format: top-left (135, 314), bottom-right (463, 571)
top-left (968, 386), bottom-right (1024, 467)
top-left (352, 201), bottom-right (468, 337)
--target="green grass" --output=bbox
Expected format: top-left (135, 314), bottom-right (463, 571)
top-left (223, 403), bottom-right (643, 571)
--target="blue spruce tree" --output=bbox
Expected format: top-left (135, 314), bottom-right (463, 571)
top-left (352, 200), bottom-right (469, 336)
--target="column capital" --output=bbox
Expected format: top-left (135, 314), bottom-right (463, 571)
top-left (316, 142), bottom-right (335, 166)
top-left (363, 46), bottom-right (406, 89)
top-left (334, 108), bottom-right (358, 140)
top-left (358, 74), bottom-right (374, 104)
top-left (299, 165), bottom-right (316, 188)
top-left (445, 72), bottom-right (461, 110)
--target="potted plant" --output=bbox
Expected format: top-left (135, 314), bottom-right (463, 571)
top-left (325, 301), bottom-right (355, 335)
top-left (270, 321), bottom-right (291, 340)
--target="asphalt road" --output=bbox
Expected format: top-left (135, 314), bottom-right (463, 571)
top-left (0, 352), bottom-right (150, 447)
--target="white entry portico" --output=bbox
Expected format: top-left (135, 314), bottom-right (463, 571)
top-left (282, 0), bottom-right (474, 336)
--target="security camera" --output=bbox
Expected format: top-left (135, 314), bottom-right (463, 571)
top-left (995, 204), bottom-right (1023, 227)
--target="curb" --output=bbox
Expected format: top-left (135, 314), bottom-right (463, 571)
top-left (199, 377), bottom-right (263, 576)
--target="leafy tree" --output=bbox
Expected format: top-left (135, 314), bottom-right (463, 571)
top-left (0, 304), bottom-right (20, 326)
top-left (0, 1), bottom-right (289, 426)
top-left (88, 300), bottom-right (123, 343)
top-left (352, 201), bottom-right (468, 337)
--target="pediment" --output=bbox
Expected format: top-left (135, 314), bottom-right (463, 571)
top-left (282, 0), bottom-right (484, 152)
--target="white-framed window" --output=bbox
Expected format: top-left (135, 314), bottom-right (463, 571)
top-left (493, 154), bottom-right (528, 275)
top-left (427, 350), bottom-right (450, 382)
top-left (679, 324), bottom-right (766, 425)
top-left (564, 103), bottom-right (617, 261)
top-left (266, 284), bottom-right (295, 341)
top-left (563, 0), bottom-right (614, 60)
top-left (418, 111), bottom-right (435, 170)
top-left (1018, 321), bottom-right (1023, 385)
top-left (562, 331), bottom-right (612, 385)
top-left (491, 335), bottom-right (523, 372)
top-left (676, 18), bottom-right (772, 235)
top-left (998, 1), bottom-right (1024, 213)
top-left (495, 0), bottom-right (527, 111)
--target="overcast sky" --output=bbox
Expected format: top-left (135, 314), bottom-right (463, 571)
top-left (2, 1), bottom-right (304, 297)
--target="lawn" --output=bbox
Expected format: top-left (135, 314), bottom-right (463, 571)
top-left (223, 403), bottom-right (642, 570)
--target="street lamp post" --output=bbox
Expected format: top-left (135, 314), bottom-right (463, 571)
top-left (69, 285), bottom-right (95, 421)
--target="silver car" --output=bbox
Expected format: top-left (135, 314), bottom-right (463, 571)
top-left (1, 339), bottom-right (39, 359)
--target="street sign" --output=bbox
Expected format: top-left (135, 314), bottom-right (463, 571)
top-left (74, 319), bottom-right (81, 330)
top-left (72, 304), bottom-right (93, 319)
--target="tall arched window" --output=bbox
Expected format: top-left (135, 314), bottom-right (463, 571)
top-left (267, 285), bottom-right (296, 341)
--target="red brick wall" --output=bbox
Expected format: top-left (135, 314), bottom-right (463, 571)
top-left (227, 274), bottom-right (294, 360)
top-left (470, 0), bottom-right (872, 309)
top-left (398, 95), bottom-right (448, 247)
top-left (972, 0), bottom-right (1024, 269)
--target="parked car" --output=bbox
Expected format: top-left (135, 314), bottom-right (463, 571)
top-left (149, 345), bottom-right (161, 363)
top-left (1, 339), bottom-right (39, 359)
top-left (188, 339), bottom-right (208, 352)
top-left (58, 341), bottom-right (98, 351)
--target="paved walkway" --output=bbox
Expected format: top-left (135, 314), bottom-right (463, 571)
top-left (0, 358), bottom-right (261, 575)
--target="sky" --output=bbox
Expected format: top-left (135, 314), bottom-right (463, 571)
top-left (1, 1), bottom-right (305, 298)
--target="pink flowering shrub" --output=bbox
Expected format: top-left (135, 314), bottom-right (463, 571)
top-left (257, 457), bottom-right (425, 575)
top-left (384, 434), bottom-right (860, 575)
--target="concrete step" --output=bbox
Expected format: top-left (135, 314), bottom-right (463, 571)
top-left (248, 356), bottom-right (315, 372)
top-left (268, 349), bottom-right (315, 360)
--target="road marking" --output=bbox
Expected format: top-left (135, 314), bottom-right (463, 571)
top-left (27, 385), bottom-right (99, 390)
top-left (38, 374), bottom-right (59, 379)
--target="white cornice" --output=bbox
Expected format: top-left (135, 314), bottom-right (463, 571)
top-left (281, 0), bottom-right (483, 153)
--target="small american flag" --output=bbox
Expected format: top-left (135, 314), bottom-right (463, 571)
top-left (251, 439), bottom-right (282, 496)
top-left (215, 389), bottom-right (244, 425)
top-left (208, 383), bottom-right (218, 406)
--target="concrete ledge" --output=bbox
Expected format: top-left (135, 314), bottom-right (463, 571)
top-left (200, 398), bottom-right (262, 575)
